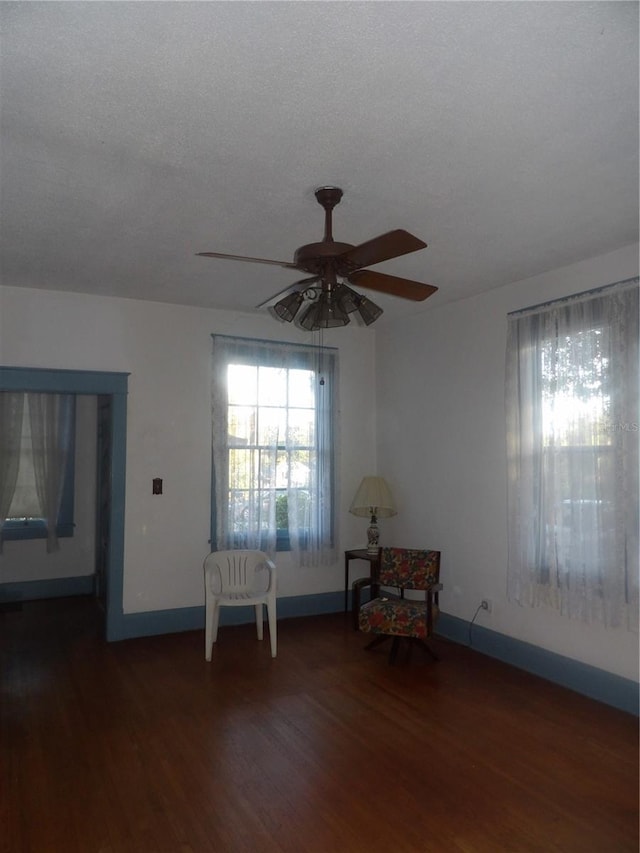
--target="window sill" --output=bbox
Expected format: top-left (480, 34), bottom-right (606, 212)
top-left (2, 521), bottom-right (74, 542)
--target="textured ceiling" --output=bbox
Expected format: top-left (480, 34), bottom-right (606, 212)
top-left (1, 1), bottom-right (638, 326)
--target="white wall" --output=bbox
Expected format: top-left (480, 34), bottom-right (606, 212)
top-left (375, 243), bottom-right (639, 682)
top-left (0, 286), bottom-right (376, 613)
top-left (0, 394), bottom-right (97, 583)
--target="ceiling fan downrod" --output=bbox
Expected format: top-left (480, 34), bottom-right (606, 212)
top-left (314, 186), bottom-right (343, 243)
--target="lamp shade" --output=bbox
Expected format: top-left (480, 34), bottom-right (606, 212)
top-left (274, 291), bottom-right (304, 322)
top-left (354, 294), bottom-right (383, 326)
top-left (349, 476), bottom-right (397, 519)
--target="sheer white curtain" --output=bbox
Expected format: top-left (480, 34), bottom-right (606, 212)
top-left (211, 335), bottom-right (337, 568)
top-left (506, 279), bottom-right (638, 630)
top-left (211, 338), bottom-right (278, 555)
top-left (28, 393), bottom-right (75, 553)
top-left (0, 392), bottom-right (25, 552)
top-left (286, 345), bottom-right (337, 568)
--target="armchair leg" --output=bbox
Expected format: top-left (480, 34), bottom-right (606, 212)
top-left (365, 635), bottom-right (392, 651)
top-left (388, 637), bottom-right (401, 664)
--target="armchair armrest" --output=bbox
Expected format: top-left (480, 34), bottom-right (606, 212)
top-left (351, 576), bottom-right (377, 631)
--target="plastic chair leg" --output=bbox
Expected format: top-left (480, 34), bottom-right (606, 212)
top-left (255, 604), bottom-right (264, 641)
top-left (205, 600), bottom-right (219, 661)
top-left (267, 597), bottom-right (277, 658)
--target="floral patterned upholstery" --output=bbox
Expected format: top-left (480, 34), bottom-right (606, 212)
top-left (358, 547), bottom-right (442, 660)
top-left (378, 547), bottom-right (440, 589)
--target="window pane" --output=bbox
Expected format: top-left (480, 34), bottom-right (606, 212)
top-left (289, 369), bottom-right (315, 408)
top-left (290, 449), bottom-right (311, 487)
top-left (287, 407), bottom-right (315, 447)
top-left (258, 406), bottom-right (285, 445)
top-left (541, 327), bottom-right (612, 447)
top-left (229, 489), bottom-right (251, 533)
top-left (258, 366), bottom-right (287, 406)
top-left (228, 405), bottom-right (256, 446)
top-left (229, 448), bottom-right (256, 489)
top-left (228, 364), bottom-right (257, 405)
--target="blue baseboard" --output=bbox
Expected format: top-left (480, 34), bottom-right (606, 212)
top-left (12, 575), bottom-right (640, 716)
top-left (94, 589), bottom-right (640, 717)
top-left (436, 612), bottom-right (639, 717)
top-left (0, 575), bottom-right (94, 602)
top-left (112, 590), bottom-right (344, 641)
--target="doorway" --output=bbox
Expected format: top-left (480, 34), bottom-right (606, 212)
top-left (0, 367), bottom-right (128, 640)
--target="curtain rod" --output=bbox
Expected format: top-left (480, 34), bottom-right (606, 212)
top-left (211, 333), bottom-right (338, 352)
top-left (507, 276), bottom-right (638, 318)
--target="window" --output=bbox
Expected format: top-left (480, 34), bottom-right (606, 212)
top-left (1, 392), bottom-right (75, 546)
top-left (211, 336), bottom-right (337, 567)
top-left (505, 279), bottom-right (638, 629)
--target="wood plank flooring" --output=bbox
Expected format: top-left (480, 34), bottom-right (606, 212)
top-left (1, 597), bottom-right (638, 853)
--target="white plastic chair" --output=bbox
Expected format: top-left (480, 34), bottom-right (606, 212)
top-left (203, 549), bottom-right (277, 660)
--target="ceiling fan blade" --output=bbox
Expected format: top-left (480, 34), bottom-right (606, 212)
top-left (197, 251), bottom-right (298, 269)
top-left (339, 230), bottom-right (427, 271)
top-left (255, 276), bottom-right (320, 309)
top-left (347, 270), bottom-right (438, 302)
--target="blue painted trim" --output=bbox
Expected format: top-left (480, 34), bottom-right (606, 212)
top-left (0, 575), bottom-right (94, 602)
top-left (105, 391), bottom-right (127, 641)
top-left (93, 575), bottom-right (640, 718)
top-left (436, 612), bottom-right (639, 717)
top-left (112, 591), bottom-right (345, 641)
top-left (0, 366), bottom-right (129, 395)
top-left (0, 366), bottom-right (129, 642)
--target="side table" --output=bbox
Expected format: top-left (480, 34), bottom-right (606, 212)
top-left (344, 548), bottom-right (381, 612)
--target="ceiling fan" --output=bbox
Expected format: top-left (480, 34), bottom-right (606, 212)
top-left (197, 186), bottom-right (438, 330)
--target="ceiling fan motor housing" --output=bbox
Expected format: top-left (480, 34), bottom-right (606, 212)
top-left (294, 186), bottom-right (354, 275)
top-left (293, 240), bottom-right (356, 275)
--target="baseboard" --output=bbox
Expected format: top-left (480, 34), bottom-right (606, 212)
top-left (0, 575), bottom-right (94, 602)
top-left (436, 612), bottom-right (639, 717)
top-left (106, 591), bottom-right (638, 716)
top-left (111, 591), bottom-right (344, 641)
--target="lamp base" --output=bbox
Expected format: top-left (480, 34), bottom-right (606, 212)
top-left (366, 520), bottom-right (379, 555)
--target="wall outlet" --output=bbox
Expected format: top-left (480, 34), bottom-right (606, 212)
top-left (481, 598), bottom-right (492, 613)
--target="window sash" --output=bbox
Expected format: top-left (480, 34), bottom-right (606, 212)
top-left (211, 335), bottom-right (337, 566)
top-left (506, 279), bottom-right (638, 629)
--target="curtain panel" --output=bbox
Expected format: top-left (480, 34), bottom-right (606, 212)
top-left (28, 393), bottom-right (75, 553)
top-left (0, 391), bottom-right (74, 552)
top-left (211, 335), bottom-right (338, 568)
top-left (505, 279), bottom-right (639, 630)
top-left (0, 392), bottom-right (25, 552)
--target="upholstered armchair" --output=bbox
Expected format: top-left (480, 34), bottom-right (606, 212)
top-left (355, 546), bottom-right (442, 664)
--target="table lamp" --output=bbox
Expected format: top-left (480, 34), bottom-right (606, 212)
top-left (349, 476), bottom-right (397, 554)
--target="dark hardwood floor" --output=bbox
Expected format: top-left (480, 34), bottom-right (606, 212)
top-left (1, 597), bottom-right (637, 853)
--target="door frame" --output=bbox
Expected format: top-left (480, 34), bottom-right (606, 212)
top-left (0, 367), bottom-right (128, 640)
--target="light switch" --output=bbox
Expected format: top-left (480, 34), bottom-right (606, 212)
top-left (152, 478), bottom-right (162, 495)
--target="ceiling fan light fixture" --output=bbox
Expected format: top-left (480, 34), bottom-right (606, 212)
top-left (298, 302), bottom-right (321, 331)
top-left (299, 292), bottom-right (350, 330)
top-left (273, 290), bottom-right (304, 322)
top-left (355, 294), bottom-right (383, 326)
top-left (334, 283), bottom-right (359, 314)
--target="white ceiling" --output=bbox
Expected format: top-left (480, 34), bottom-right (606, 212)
top-left (1, 1), bottom-right (638, 326)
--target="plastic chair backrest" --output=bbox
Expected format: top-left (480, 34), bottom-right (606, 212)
top-left (205, 550), bottom-right (269, 595)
